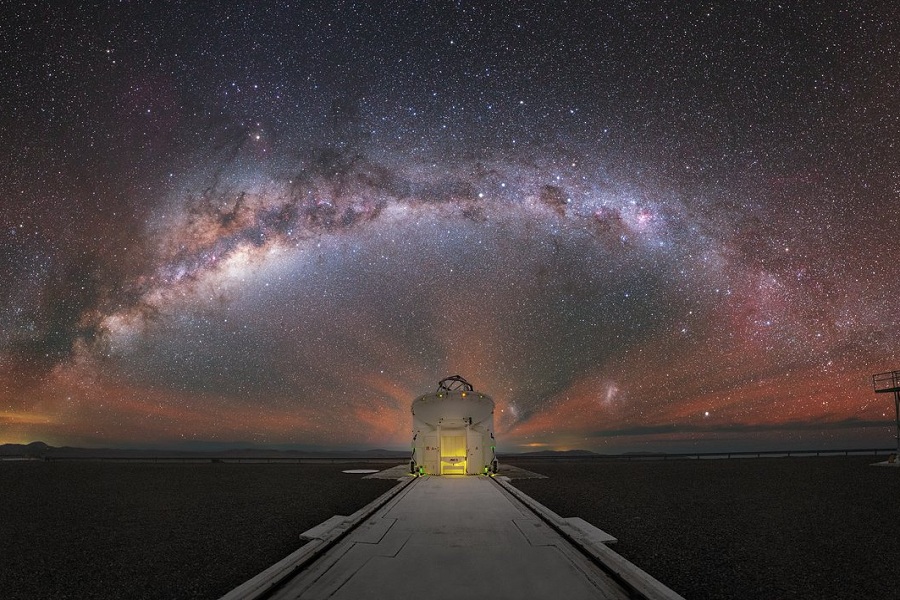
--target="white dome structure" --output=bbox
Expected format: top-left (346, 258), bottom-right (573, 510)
top-left (410, 375), bottom-right (497, 475)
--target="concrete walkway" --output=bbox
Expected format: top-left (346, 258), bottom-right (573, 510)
top-left (266, 476), bottom-right (638, 600)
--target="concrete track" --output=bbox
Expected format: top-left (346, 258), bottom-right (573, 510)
top-left (222, 474), bottom-right (683, 600)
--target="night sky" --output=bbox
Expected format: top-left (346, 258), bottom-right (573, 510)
top-left (2, 1), bottom-right (898, 452)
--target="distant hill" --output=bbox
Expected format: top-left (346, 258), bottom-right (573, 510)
top-left (0, 444), bottom-right (648, 461)
top-left (0, 441), bottom-right (50, 458)
top-left (0, 442), bottom-right (409, 460)
top-left (503, 449), bottom-right (600, 457)
top-left (621, 451), bottom-right (669, 456)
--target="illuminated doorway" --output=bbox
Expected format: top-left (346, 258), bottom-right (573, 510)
top-left (440, 433), bottom-right (466, 474)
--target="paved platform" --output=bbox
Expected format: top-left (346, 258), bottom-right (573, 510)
top-left (362, 463), bottom-right (548, 480)
top-left (251, 476), bottom-right (678, 600)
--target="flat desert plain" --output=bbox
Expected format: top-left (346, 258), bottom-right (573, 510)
top-left (0, 462), bottom-right (396, 599)
top-left (510, 456), bottom-right (900, 600)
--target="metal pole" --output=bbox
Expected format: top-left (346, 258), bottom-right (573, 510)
top-left (895, 390), bottom-right (900, 459)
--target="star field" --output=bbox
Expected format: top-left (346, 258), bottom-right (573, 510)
top-left (1, 1), bottom-right (898, 452)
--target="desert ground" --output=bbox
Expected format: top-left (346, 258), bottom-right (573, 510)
top-left (0, 462), bottom-right (396, 599)
top-left (508, 455), bottom-right (900, 600)
top-left (3, 456), bottom-right (898, 599)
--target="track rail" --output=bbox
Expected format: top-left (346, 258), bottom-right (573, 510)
top-left (492, 476), bottom-right (684, 600)
top-left (222, 473), bottom-right (683, 600)
top-left (219, 476), bottom-right (415, 600)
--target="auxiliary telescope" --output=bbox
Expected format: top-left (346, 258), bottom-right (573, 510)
top-left (410, 375), bottom-right (498, 475)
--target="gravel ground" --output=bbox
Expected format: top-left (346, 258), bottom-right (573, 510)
top-left (508, 456), bottom-right (900, 600)
top-left (0, 462), bottom-right (398, 600)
